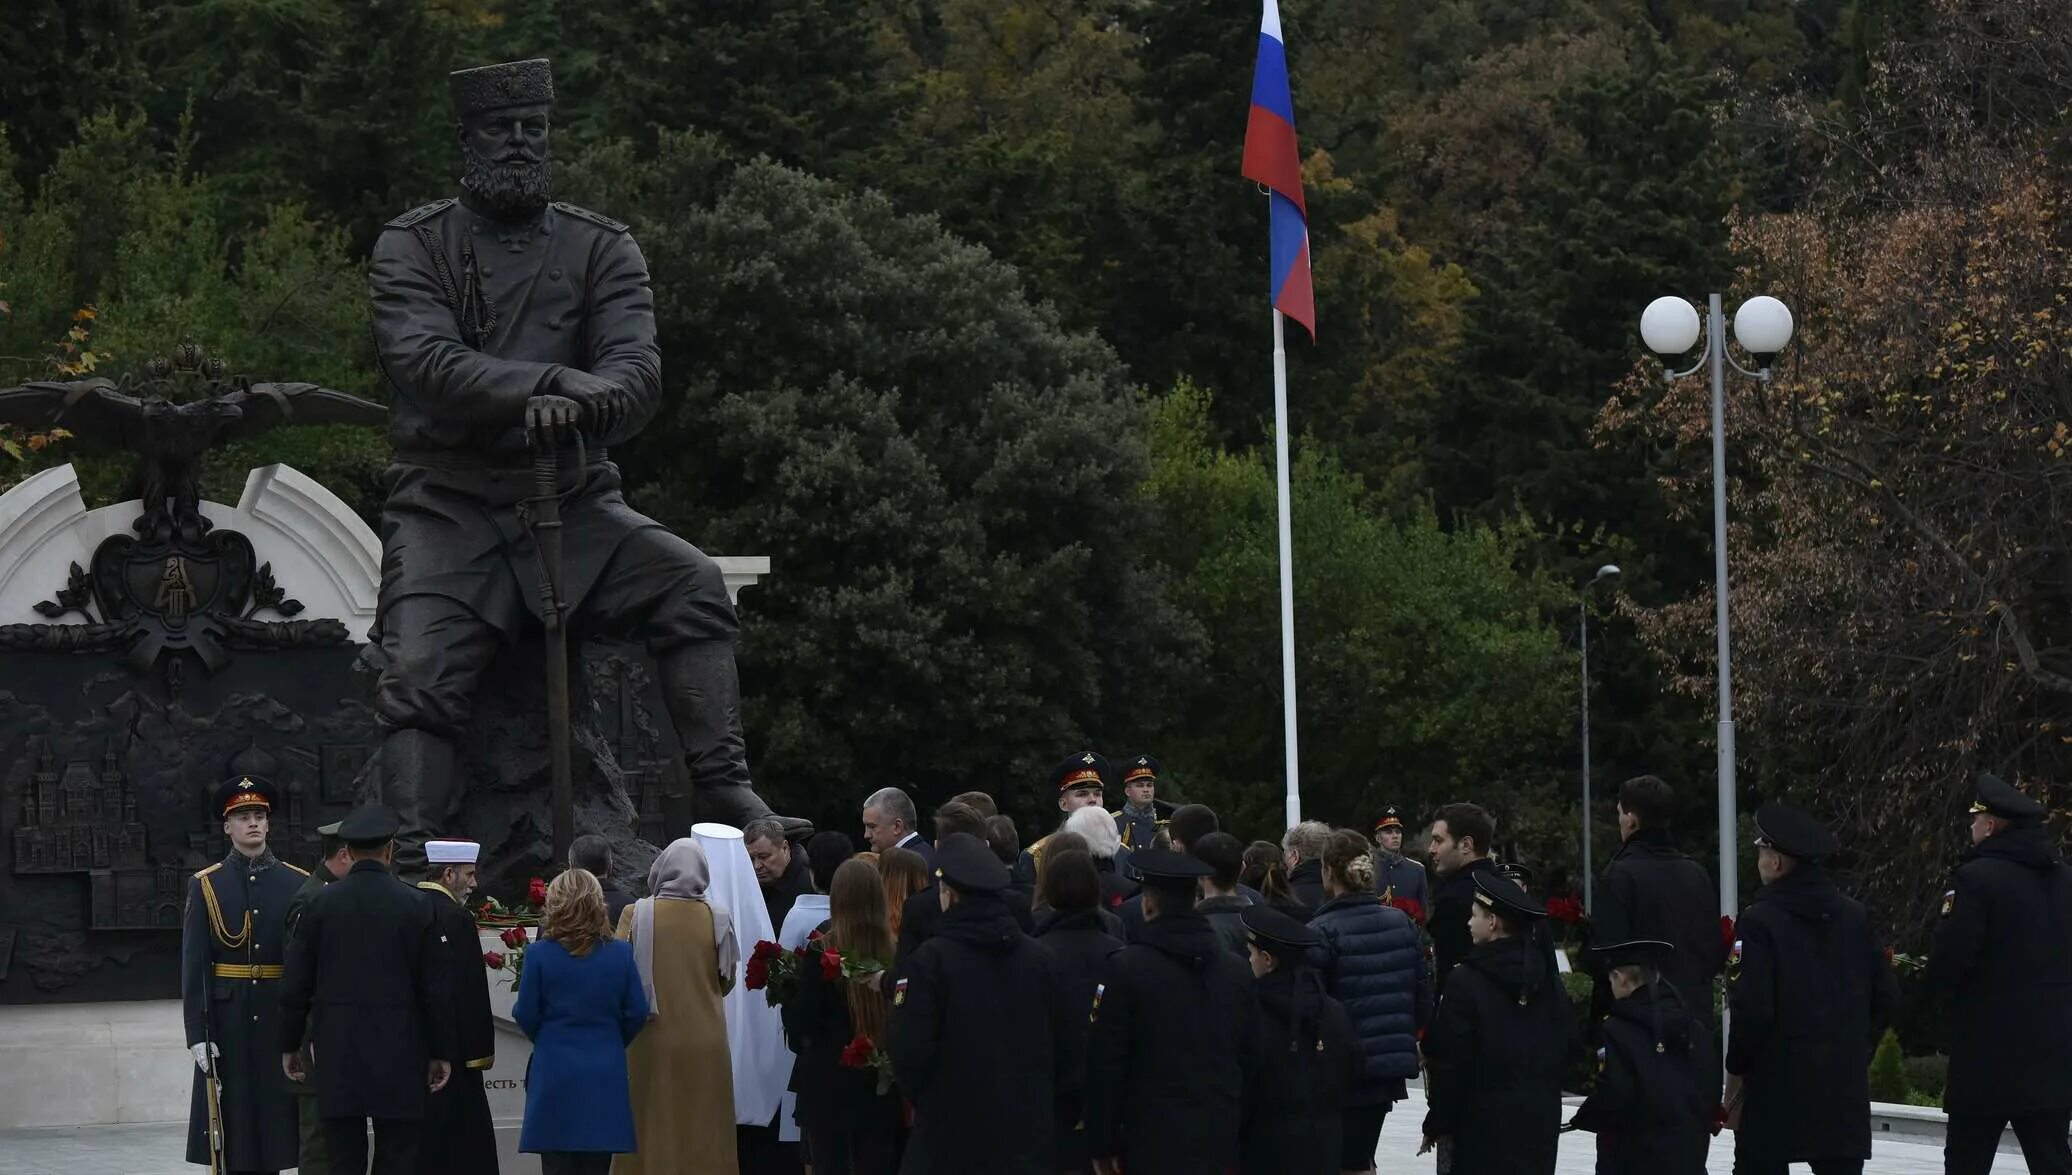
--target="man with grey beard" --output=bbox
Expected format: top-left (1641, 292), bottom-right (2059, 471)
top-left (367, 58), bottom-right (802, 873)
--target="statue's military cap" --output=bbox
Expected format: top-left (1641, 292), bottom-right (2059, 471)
top-left (450, 58), bottom-right (554, 117)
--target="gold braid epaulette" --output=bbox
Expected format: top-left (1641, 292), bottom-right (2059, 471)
top-left (194, 864), bottom-right (251, 950)
top-left (282, 861), bottom-right (310, 877)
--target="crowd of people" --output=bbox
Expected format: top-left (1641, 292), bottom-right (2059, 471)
top-left (180, 754), bottom-right (2072, 1175)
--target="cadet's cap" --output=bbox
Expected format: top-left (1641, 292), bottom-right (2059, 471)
top-left (427, 840), bottom-right (480, 865)
top-left (1592, 938), bottom-right (1675, 969)
top-left (1130, 848), bottom-right (1213, 882)
top-left (1241, 904), bottom-right (1320, 960)
top-left (1970, 772), bottom-right (2045, 822)
top-left (1752, 802), bottom-right (1835, 861)
top-left (1122, 755), bottom-right (1161, 786)
top-left (337, 804), bottom-right (401, 847)
top-left (213, 775), bottom-right (277, 819)
top-left (935, 833), bottom-right (1009, 893)
top-left (1496, 860), bottom-right (1536, 887)
top-left (1051, 751), bottom-right (1109, 794)
top-left (315, 820), bottom-right (343, 837)
top-left (450, 59), bottom-right (554, 117)
top-left (1471, 871), bottom-right (1547, 920)
top-left (1374, 806), bottom-right (1405, 833)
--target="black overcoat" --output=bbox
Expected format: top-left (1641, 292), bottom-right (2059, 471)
top-left (412, 882), bottom-right (498, 1174)
top-left (1032, 907), bottom-right (1125, 1168)
top-left (1724, 865), bottom-right (1895, 1165)
top-left (1586, 831), bottom-right (1726, 1024)
top-left (1422, 937), bottom-right (1573, 1175)
top-left (888, 893), bottom-right (1072, 1174)
top-left (1429, 857), bottom-right (1499, 997)
top-left (1927, 825), bottom-right (2072, 1115)
top-left (1569, 983), bottom-right (1716, 1175)
top-left (277, 859), bottom-right (456, 1120)
top-left (1241, 967), bottom-right (1360, 1175)
top-left (183, 849), bottom-right (305, 1170)
top-left (1082, 912), bottom-right (1260, 1175)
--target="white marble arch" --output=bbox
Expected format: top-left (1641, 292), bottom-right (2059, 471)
top-left (0, 462), bottom-right (770, 639)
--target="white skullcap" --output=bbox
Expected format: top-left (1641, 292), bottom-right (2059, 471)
top-left (426, 839), bottom-right (479, 864)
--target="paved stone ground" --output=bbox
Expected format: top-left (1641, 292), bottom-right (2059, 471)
top-left (0, 1100), bottom-right (2030, 1175)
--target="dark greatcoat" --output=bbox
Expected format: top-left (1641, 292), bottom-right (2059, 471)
top-left (1287, 858), bottom-right (1326, 920)
top-left (280, 858), bottom-right (337, 1106)
top-left (889, 892), bottom-right (1072, 1174)
top-left (760, 848), bottom-right (815, 935)
top-left (1422, 936), bottom-right (1574, 1175)
top-left (1032, 906), bottom-right (1125, 1170)
top-left (1375, 850), bottom-right (1429, 910)
top-left (1428, 857), bottom-right (1499, 998)
top-left (1927, 824), bottom-right (2072, 1116)
top-left (277, 859), bottom-right (457, 1121)
top-left (184, 849), bottom-right (306, 1171)
top-left (1569, 982), bottom-right (1716, 1175)
top-left (1082, 911), bottom-right (1261, 1175)
top-left (1241, 966), bottom-right (1360, 1175)
top-left (1112, 799), bottom-right (1175, 852)
top-left (1725, 865), bottom-right (1895, 1165)
top-left (1585, 830), bottom-right (1727, 1025)
top-left (413, 882), bottom-right (499, 1174)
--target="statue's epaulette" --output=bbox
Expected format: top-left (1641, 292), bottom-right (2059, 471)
top-left (386, 198), bottom-right (456, 229)
top-left (551, 201), bottom-right (629, 233)
top-left (193, 862), bottom-right (223, 880)
top-left (281, 861), bottom-right (310, 877)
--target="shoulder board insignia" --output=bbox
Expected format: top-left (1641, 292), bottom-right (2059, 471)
top-left (551, 201), bottom-right (629, 233)
top-left (194, 863), bottom-right (223, 879)
top-left (281, 862), bottom-right (310, 877)
top-left (386, 198), bottom-right (456, 229)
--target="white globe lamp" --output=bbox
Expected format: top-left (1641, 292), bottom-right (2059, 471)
top-left (1733, 295), bottom-right (1795, 357)
top-left (1640, 296), bottom-right (1702, 356)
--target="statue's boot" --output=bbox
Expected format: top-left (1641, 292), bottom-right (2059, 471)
top-left (379, 725), bottom-right (462, 878)
top-left (656, 641), bottom-right (813, 838)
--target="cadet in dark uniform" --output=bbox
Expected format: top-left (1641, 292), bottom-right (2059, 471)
top-left (1370, 806), bottom-right (1429, 910)
top-left (1928, 773), bottom-right (2072, 1175)
top-left (1420, 871), bottom-right (1572, 1174)
top-left (1724, 803), bottom-right (1895, 1175)
top-left (183, 775), bottom-right (307, 1174)
top-left (888, 833), bottom-right (1073, 1174)
top-left (1083, 849), bottom-right (1260, 1175)
top-left (1111, 755), bottom-right (1174, 852)
top-left (283, 820), bottom-right (351, 1175)
top-left (1239, 905), bottom-right (1361, 1175)
top-left (414, 839), bottom-right (499, 1174)
top-left (278, 805), bottom-right (457, 1173)
top-left (1569, 939), bottom-right (1717, 1175)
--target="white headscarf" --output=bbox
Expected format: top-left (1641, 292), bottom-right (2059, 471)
top-left (691, 822), bottom-right (790, 1126)
top-left (630, 837), bottom-right (738, 1016)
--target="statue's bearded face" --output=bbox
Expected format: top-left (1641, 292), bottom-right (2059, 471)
top-left (460, 103), bottom-right (551, 219)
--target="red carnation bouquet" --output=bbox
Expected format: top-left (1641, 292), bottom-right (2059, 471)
top-left (1545, 895), bottom-right (1585, 926)
top-left (1387, 896), bottom-right (1426, 925)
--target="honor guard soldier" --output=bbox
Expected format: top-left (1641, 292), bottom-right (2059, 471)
top-left (889, 833), bottom-right (1073, 1174)
top-left (1928, 773), bottom-right (2072, 1175)
top-left (1370, 806), bottom-right (1429, 911)
top-left (278, 804), bottom-right (457, 1171)
top-left (1111, 755), bottom-right (1174, 851)
top-left (1569, 939), bottom-right (1717, 1175)
top-left (1238, 905), bottom-right (1361, 1175)
top-left (1723, 803), bottom-right (1895, 1175)
top-left (415, 840), bottom-right (500, 1173)
top-left (183, 774), bottom-right (306, 1174)
top-left (1420, 871), bottom-right (1573, 1173)
top-left (1083, 849), bottom-right (1260, 1175)
top-left (1015, 752), bottom-right (1114, 886)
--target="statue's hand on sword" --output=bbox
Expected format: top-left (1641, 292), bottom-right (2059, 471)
top-left (525, 393), bottom-right (584, 447)
top-left (547, 367), bottom-right (629, 439)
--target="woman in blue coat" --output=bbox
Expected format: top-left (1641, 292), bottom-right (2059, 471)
top-left (514, 868), bottom-right (650, 1175)
top-left (1308, 829), bottom-right (1430, 1175)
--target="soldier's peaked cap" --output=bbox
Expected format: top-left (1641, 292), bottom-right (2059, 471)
top-left (1374, 805), bottom-right (1405, 832)
top-left (1752, 802), bottom-right (1835, 861)
top-left (1123, 756), bottom-right (1160, 785)
top-left (1051, 751), bottom-right (1109, 794)
top-left (451, 59), bottom-right (554, 118)
top-left (935, 833), bottom-right (1009, 893)
top-left (1971, 772), bottom-right (2046, 822)
top-left (337, 803), bottom-right (401, 847)
top-left (212, 774), bottom-right (278, 819)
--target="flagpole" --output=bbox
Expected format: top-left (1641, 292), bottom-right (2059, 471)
top-left (1272, 306), bottom-right (1302, 827)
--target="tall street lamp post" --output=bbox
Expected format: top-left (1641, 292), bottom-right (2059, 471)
top-left (1580, 562), bottom-right (1619, 916)
top-left (1639, 292), bottom-right (1795, 927)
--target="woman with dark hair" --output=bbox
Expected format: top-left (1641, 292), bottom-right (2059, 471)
top-left (1031, 849), bottom-right (1123, 1174)
top-left (1243, 840), bottom-right (1299, 911)
top-left (1308, 830), bottom-right (1427, 1175)
top-left (877, 847), bottom-right (930, 938)
top-left (785, 858), bottom-right (900, 1174)
top-left (514, 869), bottom-right (649, 1175)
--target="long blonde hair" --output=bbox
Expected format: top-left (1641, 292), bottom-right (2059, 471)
top-left (541, 868), bottom-right (612, 957)
top-left (877, 847), bottom-right (930, 936)
top-left (828, 858), bottom-right (894, 1045)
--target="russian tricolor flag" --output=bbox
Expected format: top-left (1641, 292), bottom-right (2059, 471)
top-left (1241, 0), bottom-right (1314, 339)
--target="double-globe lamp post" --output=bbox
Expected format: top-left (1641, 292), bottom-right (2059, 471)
top-left (1580, 562), bottom-right (1619, 916)
top-left (1638, 292), bottom-right (1795, 929)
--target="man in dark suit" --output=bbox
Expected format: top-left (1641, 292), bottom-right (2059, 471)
top-left (278, 805), bottom-right (456, 1173)
top-left (569, 834), bottom-right (634, 927)
top-left (863, 785), bottom-right (937, 872)
top-left (1426, 802), bottom-right (1501, 996)
top-left (1586, 775), bottom-right (1727, 1025)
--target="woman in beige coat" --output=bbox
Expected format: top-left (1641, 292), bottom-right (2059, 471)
top-left (614, 837), bottom-right (738, 1174)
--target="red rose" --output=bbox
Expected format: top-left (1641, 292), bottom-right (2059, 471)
top-left (752, 939), bottom-right (784, 962)
top-left (839, 1034), bottom-right (875, 1068)
top-left (745, 955), bottom-right (770, 991)
top-left (820, 950), bottom-right (842, 981)
top-left (1719, 914), bottom-right (1736, 953)
top-left (527, 877), bottom-right (548, 907)
top-left (1389, 896), bottom-right (1426, 925)
top-left (794, 943), bottom-right (813, 960)
top-left (500, 926), bottom-right (528, 950)
top-left (482, 950), bottom-right (506, 969)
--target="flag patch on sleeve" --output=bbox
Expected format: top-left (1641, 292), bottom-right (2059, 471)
top-left (1089, 982), bottom-right (1106, 1023)
top-left (893, 978), bottom-right (909, 1007)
